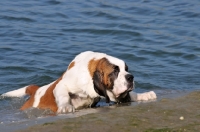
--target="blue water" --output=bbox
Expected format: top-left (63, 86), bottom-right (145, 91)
top-left (0, 0), bottom-right (200, 128)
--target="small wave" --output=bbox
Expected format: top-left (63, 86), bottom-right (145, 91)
top-left (46, 0), bottom-right (61, 5)
top-left (1, 15), bottom-right (36, 22)
top-left (62, 28), bottom-right (141, 37)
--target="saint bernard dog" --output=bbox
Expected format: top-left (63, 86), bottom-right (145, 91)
top-left (2, 51), bottom-right (156, 113)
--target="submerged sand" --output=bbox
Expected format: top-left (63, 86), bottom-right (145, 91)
top-left (17, 91), bottom-right (200, 132)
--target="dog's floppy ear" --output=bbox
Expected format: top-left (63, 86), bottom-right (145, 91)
top-left (93, 70), bottom-right (110, 103)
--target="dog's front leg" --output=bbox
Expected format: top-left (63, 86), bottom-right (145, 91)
top-left (53, 81), bottom-right (75, 113)
top-left (129, 91), bottom-right (157, 101)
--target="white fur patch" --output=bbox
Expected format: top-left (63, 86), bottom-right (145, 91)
top-left (1, 86), bottom-right (27, 97)
top-left (113, 72), bottom-right (130, 97)
top-left (33, 81), bottom-right (55, 107)
top-left (137, 91), bottom-right (157, 101)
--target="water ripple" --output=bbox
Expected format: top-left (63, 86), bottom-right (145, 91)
top-left (1, 15), bottom-right (36, 22)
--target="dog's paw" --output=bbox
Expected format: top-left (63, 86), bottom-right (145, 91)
top-left (137, 91), bottom-right (157, 101)
top-left (57, 104), bottom-right (75, 114)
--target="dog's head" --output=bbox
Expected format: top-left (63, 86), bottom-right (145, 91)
top-left (89, 56), bottom-right (134, 103)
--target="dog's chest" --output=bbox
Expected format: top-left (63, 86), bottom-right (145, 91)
top-left (69, 93), bottom-right (100, 109)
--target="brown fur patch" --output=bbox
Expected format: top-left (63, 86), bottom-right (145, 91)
top-left (88, 59), bottom-right (101, 77)
top-left (68, 61), bottom-right (75, 70)
top-left (20, 85), bottom-right (39, 110)
top-left (37, 77), bottom-right (63, 112)
top-left (88, 58), bottom-right (114, 88)
top-left (97, 58), bottom-right (114, 88)
top-left (21, 71), bottom-right (66, 112)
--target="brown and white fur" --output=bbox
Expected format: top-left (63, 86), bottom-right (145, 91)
top-left (2, 51), bottom-right (156, 113)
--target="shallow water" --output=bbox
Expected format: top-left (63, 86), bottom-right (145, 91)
top-left (0, 0), bottom-right (200, 129)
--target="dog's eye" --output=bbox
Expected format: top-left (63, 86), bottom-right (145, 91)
top-left (108, 66), bottom-right (119, 77)
top-left (114, 66), bottom-right (119, 71)
top-left (114, 66), bottom-right (119, 73)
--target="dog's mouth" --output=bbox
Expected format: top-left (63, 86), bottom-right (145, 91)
top-left (115, 83), bottom-right (134, 103)
top-left (118, 91), bottom-right (128, 98)
top-left (127, 83), bottom-right (134, 92)
top-left (115, 91), bottom-right (129, 103)
top-left (124, 82), bottom-right (134, 93)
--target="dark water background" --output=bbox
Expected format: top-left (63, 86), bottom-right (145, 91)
top-left (0, 0), bottom-right (200, 127)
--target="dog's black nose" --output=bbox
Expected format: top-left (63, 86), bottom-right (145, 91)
top-left (125, 74), bottom-right (134, 83)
